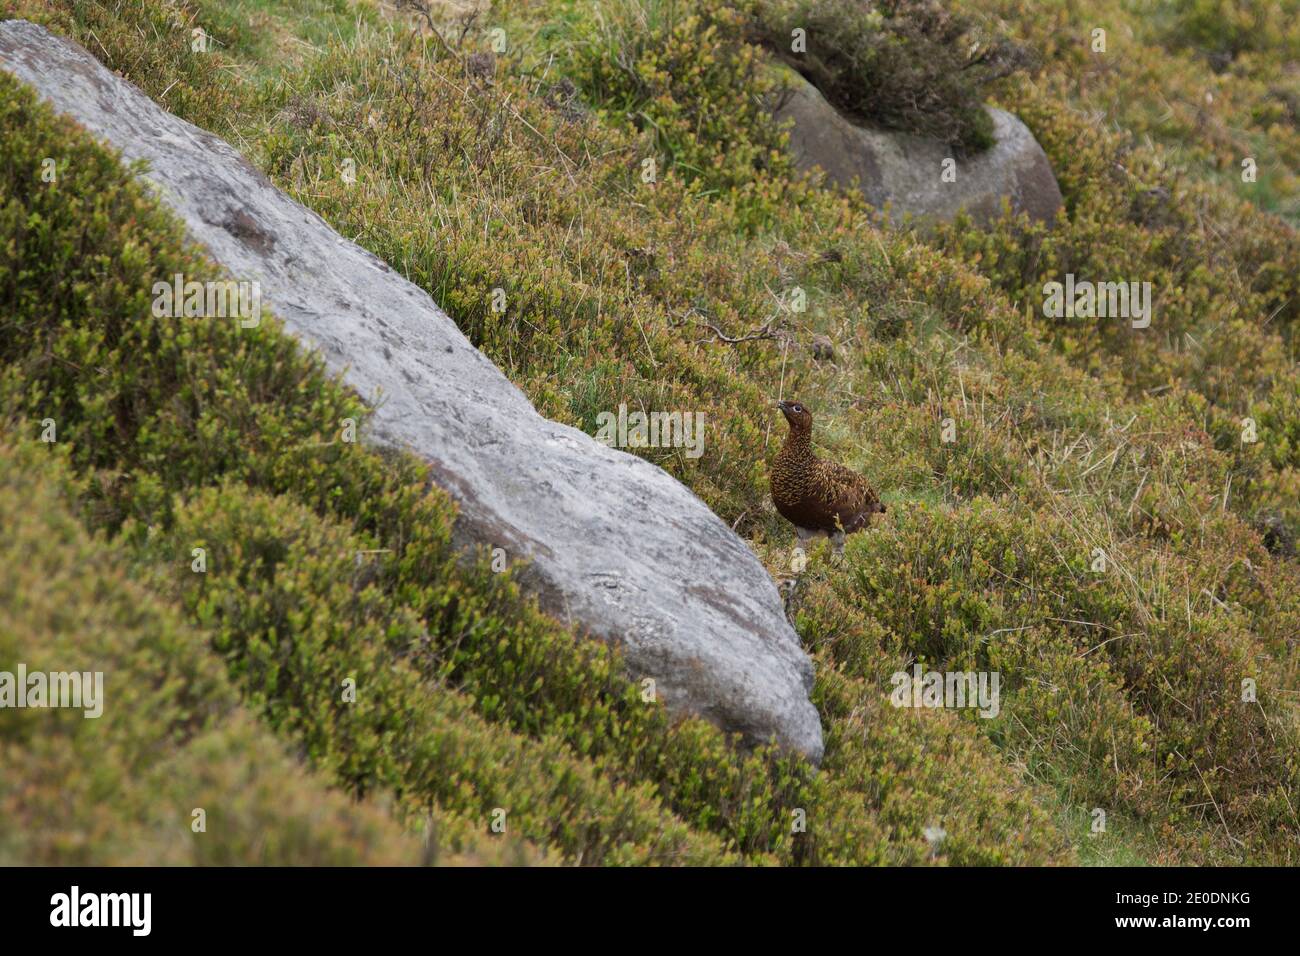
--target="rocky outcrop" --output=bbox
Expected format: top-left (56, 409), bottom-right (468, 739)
top-left (0, 20), bottom-right (824, 763)
top-left (774, 71), bottom-right (1063, 226)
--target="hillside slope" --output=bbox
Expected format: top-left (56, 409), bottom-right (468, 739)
top-left (2, 0), bottom-right (1297, 865)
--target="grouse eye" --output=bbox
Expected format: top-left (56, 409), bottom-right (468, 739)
top-left (792, 404), bottom-right (803, 413)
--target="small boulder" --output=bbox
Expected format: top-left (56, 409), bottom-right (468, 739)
top-left (774, 72), bottom-right (1063, 227)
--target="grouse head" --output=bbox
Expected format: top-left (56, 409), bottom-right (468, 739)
top-left (777, 399), bottom-right (812, 435)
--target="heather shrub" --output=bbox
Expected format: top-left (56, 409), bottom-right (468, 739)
top-left (806, 498), bottom-right (1298, 852)
top-left (746, 0), bottom-right (1030, 151)
top-left (0, 63), bottom-right (1069, 865)
top-left (956, 0), bottom-right (1300, 219)
top-left (138, 484), bottom-right (738, 865)
top-left (1158, 0), bottom-right (1300, 64)
top-left (0, 440), bottom-right (427, 866)
top-left (565, 0), bottom-right (792, 193)
top-left (5, 0), bottom-right (1297, 867)
top-left (929, 81), bottom-right (1300, 547)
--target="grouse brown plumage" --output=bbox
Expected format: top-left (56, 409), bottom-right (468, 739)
top-left (770, 400), bottom-right (884, 551)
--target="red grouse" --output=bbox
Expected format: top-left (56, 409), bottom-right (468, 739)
top-left (770, 400), bottom-right (884, 552)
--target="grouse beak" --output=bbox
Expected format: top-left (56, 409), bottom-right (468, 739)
top-left (776, 400), bottom-right (791, 412)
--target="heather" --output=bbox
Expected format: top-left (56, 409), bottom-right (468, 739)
top-left (2, 0), bottom-right (1296, 864)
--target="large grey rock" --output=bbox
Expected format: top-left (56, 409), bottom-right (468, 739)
top-left (0, 20), bottom-right (823, 762)
top-left (775, 72), bottom-right (1062, 226)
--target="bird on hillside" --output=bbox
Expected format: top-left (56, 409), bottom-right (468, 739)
top-left (770, 400), bottom-right (885, 554)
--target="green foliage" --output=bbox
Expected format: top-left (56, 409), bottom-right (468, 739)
top-left (746, 0), bottom-right (1029, 151)
top-left (957, 0), bottom-right (1300, 222)
top-left (0, 70), bottom-right (733, 865)
top-left (5, 0), bottom-right (1299, 867)
top-left (0, 66), bottom-right (1067, 865)
top-left (1159, 0), bottom-right (1300, 64)
top-left (929, 58), bottom-right (1300, 539)
top-left (795, 498), bottom-right (1300, 857)
top-left (141, 485), bottom-right (739, 865)
top-left (564, 0), bottom-right (793, 193)
top-left (0, 440), bottom-right (426, 865)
